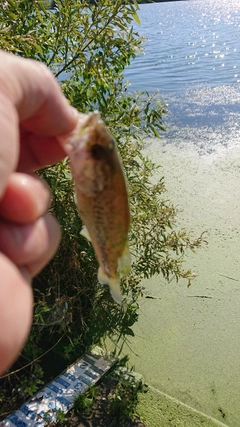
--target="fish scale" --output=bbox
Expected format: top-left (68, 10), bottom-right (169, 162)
top-left (59, 111), bottom-right (130, 304)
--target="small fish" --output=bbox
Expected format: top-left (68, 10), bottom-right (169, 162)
top-left (59, 111), bottom-right (130, 304)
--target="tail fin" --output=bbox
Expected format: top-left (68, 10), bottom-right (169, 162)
top-left (98, 268), bottom-right (122, 305)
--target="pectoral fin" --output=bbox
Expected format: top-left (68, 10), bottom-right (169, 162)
top-left (98, 267), bottom-right (122, 305)
top-left (80, 225), bottom-right (91, 241)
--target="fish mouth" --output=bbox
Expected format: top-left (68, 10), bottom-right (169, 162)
top-left (77, 111), bottom-right (101, 138)
top-left (59, 110), bottom-right (115, 157)
top-left (58, 111), bottom-right (101, 154)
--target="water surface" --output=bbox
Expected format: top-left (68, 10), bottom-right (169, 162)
top-left (125, 0), bottom-right (240, 156)
top-left (125, 0), bottom-right (240, 93)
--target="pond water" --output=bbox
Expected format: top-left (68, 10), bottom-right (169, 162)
top-left (125, 0), bottom-right (240, 156)
top-left (125, 0), bottom-right (240, 93)
top-left (111, 1), bottom-right (240, 426)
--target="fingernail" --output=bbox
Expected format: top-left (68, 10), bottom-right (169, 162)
top-left (29, 175), bottom-right (51, 215)
top-left (12, 224), bottom-right (31, 246)
top-left (37, 179), bottom-right (52, 212)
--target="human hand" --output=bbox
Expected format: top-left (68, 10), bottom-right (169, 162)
top-left (0, 51), bottom-right (78, 374)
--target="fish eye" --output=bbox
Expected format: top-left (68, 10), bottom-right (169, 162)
top-left (108, 139), bottom-right (115, 150)
top-left (91, 144), bottom-right (105, 160)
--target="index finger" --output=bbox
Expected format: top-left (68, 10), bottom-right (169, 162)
top-left (0, 52), bottom-right (77, 135)
top-left (0, 51), bottom-right (77, 194)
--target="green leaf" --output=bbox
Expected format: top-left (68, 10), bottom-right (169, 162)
top-left (133, 0), bottom-right (140, 11)
top-left (153, 127), bottom-right (161, 138)
top-left (132, 11), bottom-right (141, 25)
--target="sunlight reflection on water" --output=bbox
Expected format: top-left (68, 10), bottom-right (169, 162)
top-left (125, 0), bottom-right (240, 93)
top-left (125, 0), bottom-right (240, 156)
top-left (162, 85), bottom-right (240, 155)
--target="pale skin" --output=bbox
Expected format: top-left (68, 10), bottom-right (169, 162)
top-left (0, 51), bottom-right (78, 375)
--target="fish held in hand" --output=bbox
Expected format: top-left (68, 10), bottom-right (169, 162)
top-left (59, 111), bottom-right (130, 304)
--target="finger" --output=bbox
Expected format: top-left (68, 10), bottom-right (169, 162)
top-left (0, 91), bottom-right (19, 198)
top-left (0, 214), bottom-right (61, 276)
top-left (0, 51), bottom-right (78, 194)
top-left (0, 254), bottom-right (33, 375)
top-left (17, 133), bottom-right (67, 172)
top-left (0, 51), bottom-right (77, 135)
top-left (0, 172), bottom-right (50, 223)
